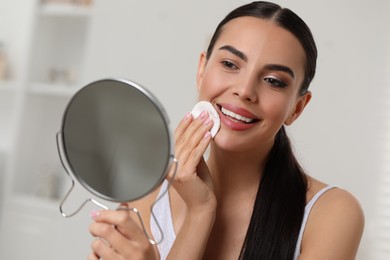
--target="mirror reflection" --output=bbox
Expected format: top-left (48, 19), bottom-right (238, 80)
top-left (60, 79), bottom-right (172, 202)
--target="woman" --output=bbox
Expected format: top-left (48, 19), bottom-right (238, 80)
top-left (88, 1), bottom-right (364, 259)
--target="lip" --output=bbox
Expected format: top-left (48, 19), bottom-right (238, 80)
top-left (217, 103), bottom-right (260, 131)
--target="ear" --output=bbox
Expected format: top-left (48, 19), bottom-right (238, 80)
top-left (196, 52), bottom-right (207, 91)
top-left (284, 91), bottom-right (312, 126)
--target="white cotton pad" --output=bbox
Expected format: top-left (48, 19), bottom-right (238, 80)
top-left (191, 101), bottom-right (221, 138)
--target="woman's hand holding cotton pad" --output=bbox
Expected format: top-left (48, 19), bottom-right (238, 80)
top-left (191, 101), bottom-right (221, 138)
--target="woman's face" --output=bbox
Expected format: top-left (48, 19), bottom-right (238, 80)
top-left (197, 16), bottom-right (311, 153)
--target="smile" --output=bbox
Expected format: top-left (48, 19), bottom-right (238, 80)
top-left (221, 106), bottom-right (255, 124)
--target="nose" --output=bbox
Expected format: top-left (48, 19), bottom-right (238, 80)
top-left (232, 76), bottom-right (258, 102)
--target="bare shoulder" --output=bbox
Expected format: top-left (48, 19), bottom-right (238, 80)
top-left (300, 177), bottom-right (365, 259)
top-left (308, 186), bottom-right (365, 228)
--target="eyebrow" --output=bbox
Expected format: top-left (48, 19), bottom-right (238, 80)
top-left (218, 45), bottom-right (295, 79)
top-left (265, 64), bottom-right (295, 79)
top-left (219, 45), bottom-right (248, 62)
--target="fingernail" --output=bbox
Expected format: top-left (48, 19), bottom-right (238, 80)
top-left (204, 131), bottom-right (211, 140)
top-left (90, 210), bottom-right (100, 219)
top-left (183, 112), bottom-right (192, 121)
top-left (203, 118), bottom-right (211, 126)
top-left (198, 111), bottom-right (207, 119)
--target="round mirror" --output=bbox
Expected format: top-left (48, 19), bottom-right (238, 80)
top-left (58, 78), bottom-right (173, 203)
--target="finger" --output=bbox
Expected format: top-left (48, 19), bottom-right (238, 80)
top-left (90, 221), bottom-right (147, 258)
top-left (90, 237), bottom-right (120, 259)
top-left (170, 131), bottom-right (212, 187)
top-left (91, 209), bottom-right (145, 240)
top-left (167, 111), bottom-right (211, 180)
top-left (174, 112), bottom-right (193, 141)
top-left (89, 221), bottom-right (123, 243)
top-left (89, 221), bottom-right (127, 254)
top-left (87, 252), bottom-right (99, 260)
top-left (182, 131), bottom-right (212, 173)
top-left (175, 111), bottom-right (207, 152)
top-left (176, 112), bottom-right (213, 163)
top-left (179, 118), bottom-right (213, 171)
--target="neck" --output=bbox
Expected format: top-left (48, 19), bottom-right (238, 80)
top-left (207, 142), bottom-right (271, 202)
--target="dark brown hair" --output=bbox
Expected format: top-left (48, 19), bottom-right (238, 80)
top-left (206, 1), bottom-right (317, 96)
top-left (205, 2), bottom-right (317, 259)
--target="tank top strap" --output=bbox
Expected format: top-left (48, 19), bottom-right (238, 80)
top-left (293, 185), bottom-right (335, 259)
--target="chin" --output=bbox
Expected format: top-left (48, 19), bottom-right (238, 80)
top-left (211, 133), bottom-right (253, 153)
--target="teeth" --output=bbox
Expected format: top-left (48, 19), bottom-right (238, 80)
top-left (221, 107), bottom-right (253, 123)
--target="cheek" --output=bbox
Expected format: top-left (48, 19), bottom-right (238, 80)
top-left (260, 93), bottom-right (293, 123)
top-left (197, 69), bottom-right (227, 100)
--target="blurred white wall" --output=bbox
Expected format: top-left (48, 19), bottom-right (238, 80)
top-left (0, 0), bottom-right (388, 259)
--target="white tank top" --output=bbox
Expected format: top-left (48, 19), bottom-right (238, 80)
top-left (151, 180), bottom-right (334, 260)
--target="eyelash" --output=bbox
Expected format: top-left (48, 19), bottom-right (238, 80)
top-left (220, 60), bottom-right (288, 88)
top-left (264, 77), bottom-right (288, 88)
top-left (221, 60), bottom-right (239, 70)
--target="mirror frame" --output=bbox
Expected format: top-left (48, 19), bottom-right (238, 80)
top-left (57, 78), bottom-right (174, 203)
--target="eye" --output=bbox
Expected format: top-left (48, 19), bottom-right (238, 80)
top-left (221, 60), bottom-right (239, 70)
top-left (264, 77), bottom-right (288, 88)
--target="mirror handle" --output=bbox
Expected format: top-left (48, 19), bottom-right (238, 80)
top-left (117, 156), bottom-right (178, 245)
top-left (56, 132), bottom-right (109, 217)
top-left (59, 179), bottom-right (109, 217)
top-left (56, 131), bottom-right (179, 245)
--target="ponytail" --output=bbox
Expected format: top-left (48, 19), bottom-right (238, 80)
top-left (239, 126), bottom-right (307, 259)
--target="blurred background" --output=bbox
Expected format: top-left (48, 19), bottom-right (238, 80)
top-left (0, 0), bottom-right (388, 259)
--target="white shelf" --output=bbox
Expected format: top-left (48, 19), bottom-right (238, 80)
top-left (29, 82), bottom-right (80, 97)
top-left (39, 3), bottom-right (92, 17)
top-left (0, 2), bottom-right (94, 259)
top-left (10, 194), bottom-right (60, 213)
top-left (0, 80), bottom-right (17, 92)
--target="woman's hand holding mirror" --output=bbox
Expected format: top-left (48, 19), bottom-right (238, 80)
top-left (88, 205), bottom-right (157, 260)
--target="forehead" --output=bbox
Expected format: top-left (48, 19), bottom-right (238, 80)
top-left (215, 16), bottom-right (306, 78)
